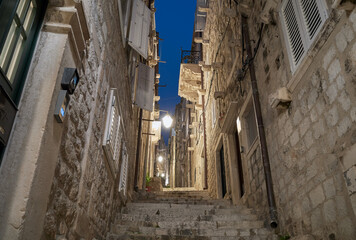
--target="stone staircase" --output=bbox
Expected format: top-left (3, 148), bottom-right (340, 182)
top-left (107, 190), bottom-right (277, 240)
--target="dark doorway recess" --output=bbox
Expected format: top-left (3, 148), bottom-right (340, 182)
top-left (220, 145), bottom-right (227, 198)
top-left (235, 130), bottom-right (245, 197)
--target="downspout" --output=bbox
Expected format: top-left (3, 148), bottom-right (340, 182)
top-left (241, 15), bottom-right (278, 228)
top-left (141, 123), bottom-right (150, 189)
top-left (134, 108), bottom-right (143, 191)
top-left (198, 33), bottom-right (208, 189)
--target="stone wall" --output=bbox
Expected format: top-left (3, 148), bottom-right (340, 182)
top-left (201, 0), bottom-right (356, 239)
top-left (41, 0), bottom-right (138, 239)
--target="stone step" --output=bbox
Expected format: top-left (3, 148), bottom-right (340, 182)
top-left (152, 191), bottom-right (211, 198)
top-left (122, 204), bottom-right (254, 216)
top-left (134, 199), bottom-right (229, 206)
top-left (110, 225), bottom-right (275, 239)
top-left (120, 208), bottom-right (255, 219)
top-left (114, 219), bottom-right (264, 230)
top-left (121, 203), bottom-right (256, 222)
top-left (123, 202), bottom-right (243, 210)
top-left (108, 191), bottom-right (276, 240)
top-left (108, 235), bottom-right (275, 240)
top-left (119, 212), bottom-right (258, 222)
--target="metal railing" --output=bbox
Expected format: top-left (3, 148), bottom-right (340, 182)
top-left (180, 50), bottom-right (201, 64)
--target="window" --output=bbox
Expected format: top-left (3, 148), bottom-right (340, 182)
top-left (280, 0), bottom-right (328, 72)
top-left (0, 0), bottom-right (47, 160)
top-left (211, 98), bottom-right (216, 127)
top-left (0, 0), bottom-right (47, 103)
top-left (195, 0), bottom-right (208, 32)
top-left (118, 0), bottom-right (132, 46)
top-left (245, 106), bottom-right (257, 149)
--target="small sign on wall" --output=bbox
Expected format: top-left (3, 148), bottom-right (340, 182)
top-left (0, 87), bottom-right (17, 147)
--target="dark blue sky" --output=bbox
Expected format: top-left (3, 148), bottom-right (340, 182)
top-left (155, 0), bottom-right (197, 144)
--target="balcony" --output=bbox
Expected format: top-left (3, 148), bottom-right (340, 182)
top-left (178, 50), bottom-right (202, 103)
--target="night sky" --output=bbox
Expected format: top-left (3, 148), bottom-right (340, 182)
top-left (155, 0), bottom-right (197, 144)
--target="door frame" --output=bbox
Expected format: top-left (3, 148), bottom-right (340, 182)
top-left (215, 134), bottom-right (226, 199)
top-left (220, 102), bottom-right (247, 205)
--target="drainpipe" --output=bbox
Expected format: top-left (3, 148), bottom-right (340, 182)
top-left (241, 16), bottom-right (278, 228)
top-left (197, 32), bottom-right (208, 190)
top-left (134, 108), bottom-right (143, 191)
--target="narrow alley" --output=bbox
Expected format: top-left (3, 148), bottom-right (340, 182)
top-left (0, 0), bottom-right (355, 240)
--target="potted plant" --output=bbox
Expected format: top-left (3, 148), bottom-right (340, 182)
top-left (145, 174), bottom-right (152, 192)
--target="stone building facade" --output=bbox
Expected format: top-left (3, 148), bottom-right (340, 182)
top-left (0, 0), bottom-right (160, 239)
top-left (172, 98), bottom-right (193, 188)
top-left (176, 0), bottom-right (356, 239)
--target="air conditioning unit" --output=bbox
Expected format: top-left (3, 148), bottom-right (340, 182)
top-left (269, 87), bottom-right (291, 109)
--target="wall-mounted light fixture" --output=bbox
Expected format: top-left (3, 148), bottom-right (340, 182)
top-left (54, 68), bottom-right (79, 123)
top-left (54, 90), bottom-right (70, 123)
top-left (61, 68), bottom-right (79, 94)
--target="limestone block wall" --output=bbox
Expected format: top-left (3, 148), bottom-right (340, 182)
top-left (40, 1), bottom-right (137, 239)
top-left (201, 0), bottom-right (356, 238)
top-left (259, 8), bottom-right (356, 238)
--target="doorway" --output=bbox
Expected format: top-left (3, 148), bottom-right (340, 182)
top-left (219, 145), bottom-right (227, 198)
top-left (235, 130), bottom-right (245, 197)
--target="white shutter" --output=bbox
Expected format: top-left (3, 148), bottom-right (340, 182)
top-left (128, 0), bottom-right (150, 59)
top-left (103, 89), bottom-right (122, 175)
top-left (118, 143), bottom-right (128, 196)
top-left (135, 62), bottom-right (155, 112)
top-left (281, 0), bottom-right (307, 71)
top-left (280, 0), bottom-right (328, 72)
top-left (299, 0), bottom-right (328, 42)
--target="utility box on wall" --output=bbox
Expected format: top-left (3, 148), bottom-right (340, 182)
top-left (0, 87), bottom-right (17, 147)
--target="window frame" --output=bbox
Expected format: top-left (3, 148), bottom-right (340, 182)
top-left (0, 0), bottom-right (47, 104)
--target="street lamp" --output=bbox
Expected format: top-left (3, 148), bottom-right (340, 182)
top-left (141, 109), bottom-right (173, 130)
top-left (162, 114), bottom-right (173, 128)
top-left (158, 110), bottom-right (173, 128)
top-left (158, 156), bottom-right (163, 162)
top-left (161, 173), bottom-right (165, 177)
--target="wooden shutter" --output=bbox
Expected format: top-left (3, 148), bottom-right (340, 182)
top-left (103, 89), bottom-right (122, 174)
top-left (128, 0), bottom-right (150, 59)
top-left (281, 0), bottom-right (328, 72)
top-left (135, 62), bottom-right (155, 112)
top-left (300, 0), bottom-right (328, 42)
top-left (281, 0), bottom-right (306, 70)
top-left (119, 143), bottom-right (128, 196)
